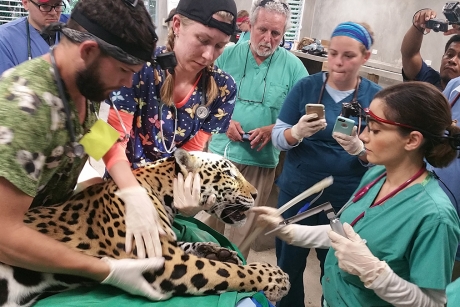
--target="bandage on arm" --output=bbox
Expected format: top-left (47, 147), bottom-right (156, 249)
top-left (102, 109), bottom-right (133, 171)
top-left (368, 263), bottom-right (446, 307)
top-left (181, 130), bottom-right (211, 152)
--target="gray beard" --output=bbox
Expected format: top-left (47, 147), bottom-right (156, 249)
top-left (255, 45), bottom-right (275, 57)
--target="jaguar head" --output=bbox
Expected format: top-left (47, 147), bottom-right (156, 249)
top-left (174, 149), bottom-right (257, 226)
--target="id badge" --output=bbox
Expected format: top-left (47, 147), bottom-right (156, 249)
top-left (79, 119), bottom-right (120, 161)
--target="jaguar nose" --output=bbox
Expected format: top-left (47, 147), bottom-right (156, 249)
top-left (251, 192), bottom-right (257, 200)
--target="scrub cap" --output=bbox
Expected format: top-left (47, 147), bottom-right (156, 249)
top-left (165, 0), bottom-right (237, 36)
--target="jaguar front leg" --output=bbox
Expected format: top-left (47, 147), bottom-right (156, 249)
top-left (177, 242), bottom-right (243, 265)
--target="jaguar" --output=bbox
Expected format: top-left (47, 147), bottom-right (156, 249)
top-left (0, 149), bottom-right (290, 306)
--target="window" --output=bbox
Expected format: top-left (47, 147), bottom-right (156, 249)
top-left (144, 0), bottom-right (157, 25)
top-left (0, 0), bottom-right (77, 24)
top-left (0, 0), bottom-right (155, 25)
top-left (285, 0), bottom-right (305, 42)
top-left (63, 0), bottom-right (78, 14)
top-left (0, 0), bottom-right (27, 24)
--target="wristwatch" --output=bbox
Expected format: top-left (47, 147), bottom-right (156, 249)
top-left (356, 148), bottom-right (366, 157)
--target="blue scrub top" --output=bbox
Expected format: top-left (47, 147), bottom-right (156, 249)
top-left (0, 14), bottom-right (68, 74)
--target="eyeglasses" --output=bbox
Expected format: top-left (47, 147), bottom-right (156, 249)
top-left (364, 108), bottom-right (418, 131)
top-left (28, 0), bottom-right (66, 12)
top-left (237, 47), bottom-right (273, 104)
top-left (364, 108), bottom-right (454, 147)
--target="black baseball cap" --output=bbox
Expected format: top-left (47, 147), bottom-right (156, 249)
top-left (165, 0), bottom-right (237, 36)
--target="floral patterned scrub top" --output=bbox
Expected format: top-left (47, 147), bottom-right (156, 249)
top-left (0, 58), bottom-right (97, 207)
top-left (108, 47), bottom-right (237, 168)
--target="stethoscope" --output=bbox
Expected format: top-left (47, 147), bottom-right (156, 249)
top-left (335, 164), bottom-right (427, 227)
top-left (49, 45), bottom-right (85, 157)
top-left (157, 69), bottom-right (209, 154)
top-left (26, 17), bottom-right (60, 60)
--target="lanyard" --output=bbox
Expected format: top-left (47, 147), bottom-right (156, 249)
top-left (450, 91), bottom-right (460, 108)
top-left (317, 72), bottom-right (360, 105)
top-left (349, 165), bottom-right (427, 226)
top-left (26, 18), bottom-right (32, 60)
top-left (26, 17), bottom-right (60, 60)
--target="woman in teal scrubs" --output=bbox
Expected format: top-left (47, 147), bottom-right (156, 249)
top-left (253, 82), bottom-right (460, 306)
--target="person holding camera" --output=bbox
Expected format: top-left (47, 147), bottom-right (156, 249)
top-left (198, 0), bottom-right (307, 259)
top-left (255, 81), bottom-right (460, 307)
top-left (271, 21), bottom-right (381, 307)
top-left (401, 8), bottom-right (460, 90)
top-left (402, 7), bottom-right (460, 281)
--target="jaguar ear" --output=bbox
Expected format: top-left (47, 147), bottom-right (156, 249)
top-left (174, 148), bottom-right (201, 173)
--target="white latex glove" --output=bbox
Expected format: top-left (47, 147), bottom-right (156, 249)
top-left (249, 206), bottom-right (297, 242)
top-left (369, 264), bottom-right (446, 307)
top-left (251, 206), bottom-right (331, 248)
top-left (173, 172), bottom-right (216, 217)
top-left (291, 114), bottom-right (327, 140)
top-left (101, 257), bottom-right (167, 300)
top-left (115, 186), bottom-right (166, 258)
top-left (332, 126), bottom-right (365, 156)
top-left (329, 223), bottom-right (386, 286)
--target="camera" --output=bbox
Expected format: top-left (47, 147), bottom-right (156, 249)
top-left (341, 101), bottom-right (362, 118)
top-left (426, 19), bottom-right (449, 32)
top-left (155, 51), bottom-right (177, 73)
top-left (241, 133), bottom-right (251, 141)
top-left (444, 1), bottom-right (460, 23)
top-left (425, 2), bottom-right (460, 33)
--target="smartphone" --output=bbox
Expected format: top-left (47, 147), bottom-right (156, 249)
top-left (241, 133), bottom-right (251, 142)
top-left (305, 104), bottom-right (325, 121)
top-left (332, 116), bottom-right (355, 136)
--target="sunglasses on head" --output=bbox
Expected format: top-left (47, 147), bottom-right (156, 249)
top-left (122, 0), bottom-right (138, 7)
top-left (259, 0), bottom-right (290, 12)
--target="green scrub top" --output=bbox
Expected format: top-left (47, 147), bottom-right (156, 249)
top-left (210, 42), bottom-right (307, 168)
top-left (237, 32), bottom-right (250, 44)
top-left (447, 278), bottom-right (460, 307)
top-left (322, 166), bottom-right (460, 306)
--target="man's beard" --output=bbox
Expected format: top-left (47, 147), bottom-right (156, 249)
top-left (76, 58), bottom-right (107, 102)
top-left (254, 42), bottom-right (276, 57)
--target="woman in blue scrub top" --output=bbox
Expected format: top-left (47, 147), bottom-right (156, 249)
top-left (254, 81), bottom-right (460, 307)
top-left (271, 21), bottom-right (381, 307)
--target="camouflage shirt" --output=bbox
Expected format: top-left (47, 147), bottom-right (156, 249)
top-left (0, 58), bottom-right (98, 208)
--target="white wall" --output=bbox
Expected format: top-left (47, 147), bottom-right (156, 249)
top-left (155, 0), bottom-right (448, 72)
